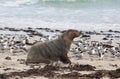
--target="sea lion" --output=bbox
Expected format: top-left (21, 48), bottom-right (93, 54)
top-left (26, 29), bottom-right (81, 65)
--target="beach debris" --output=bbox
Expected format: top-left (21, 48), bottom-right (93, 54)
top-left (71, 64), bottom-right (96, 71)
top-left (0, 64), bottom-right (120, 79)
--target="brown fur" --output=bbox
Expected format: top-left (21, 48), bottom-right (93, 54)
top-left (26, 29), bottom-right (81, 65)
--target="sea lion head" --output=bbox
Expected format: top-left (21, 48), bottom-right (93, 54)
top-left (62, 29), bottom-right (81, 40)
top-left (70, 29), bottom-right (81, 38)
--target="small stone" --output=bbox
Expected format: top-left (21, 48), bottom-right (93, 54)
top-left (5, 56), bottom-right (11, 60)
top-left (102, 38), bottom-right (108, 40)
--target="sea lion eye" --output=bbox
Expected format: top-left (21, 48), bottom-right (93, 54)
top-left (73, 32), bottom-right (77, 35)
top-left (72, 32), bottom-right (77, 37)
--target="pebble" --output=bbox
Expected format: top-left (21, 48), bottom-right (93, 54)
top-left (5, 56), bottom-right (11, 60)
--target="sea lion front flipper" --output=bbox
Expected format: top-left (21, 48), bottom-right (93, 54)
top-left (59, 54), bottom-right (71, 64)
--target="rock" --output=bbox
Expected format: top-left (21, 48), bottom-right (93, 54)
top-left (108, 29), bottom-right (113, 32)
top-left (102, 38), bottom-right (108, 40)
top-left (55, 29), bottom-right (61, 32)
top-left (0, 27), bottom-right (3, 30)
top-left (31, 31), bottom-right (43, 36)
top-left (5, 56), bottom-right (11, 60)
top-left (17, 59), bottom-right (26, 64)
top-left (81, 34), bottom-right (90, 37)
top-left (8, 28), bottom-right (20, 31)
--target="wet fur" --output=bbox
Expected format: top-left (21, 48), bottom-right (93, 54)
top-left (26, 29), bottom-right (81, 64)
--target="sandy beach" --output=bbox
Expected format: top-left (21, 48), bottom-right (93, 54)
top-left (0, 27), bottom-right (120, 79)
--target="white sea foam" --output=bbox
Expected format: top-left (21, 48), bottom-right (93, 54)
top-left (0, 0), bottom-right (120, 31)
top-left (0, 17), bottom-right (120, 31)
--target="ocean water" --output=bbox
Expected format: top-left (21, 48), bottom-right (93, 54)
top-left (0, 0), bottom-right (120, 31)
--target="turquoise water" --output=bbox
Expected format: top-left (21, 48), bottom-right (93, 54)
top-left (0, 0), bottom-right (120, 31)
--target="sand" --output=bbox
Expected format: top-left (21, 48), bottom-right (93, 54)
top-left (0, 44), bottom-right (120, 79)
